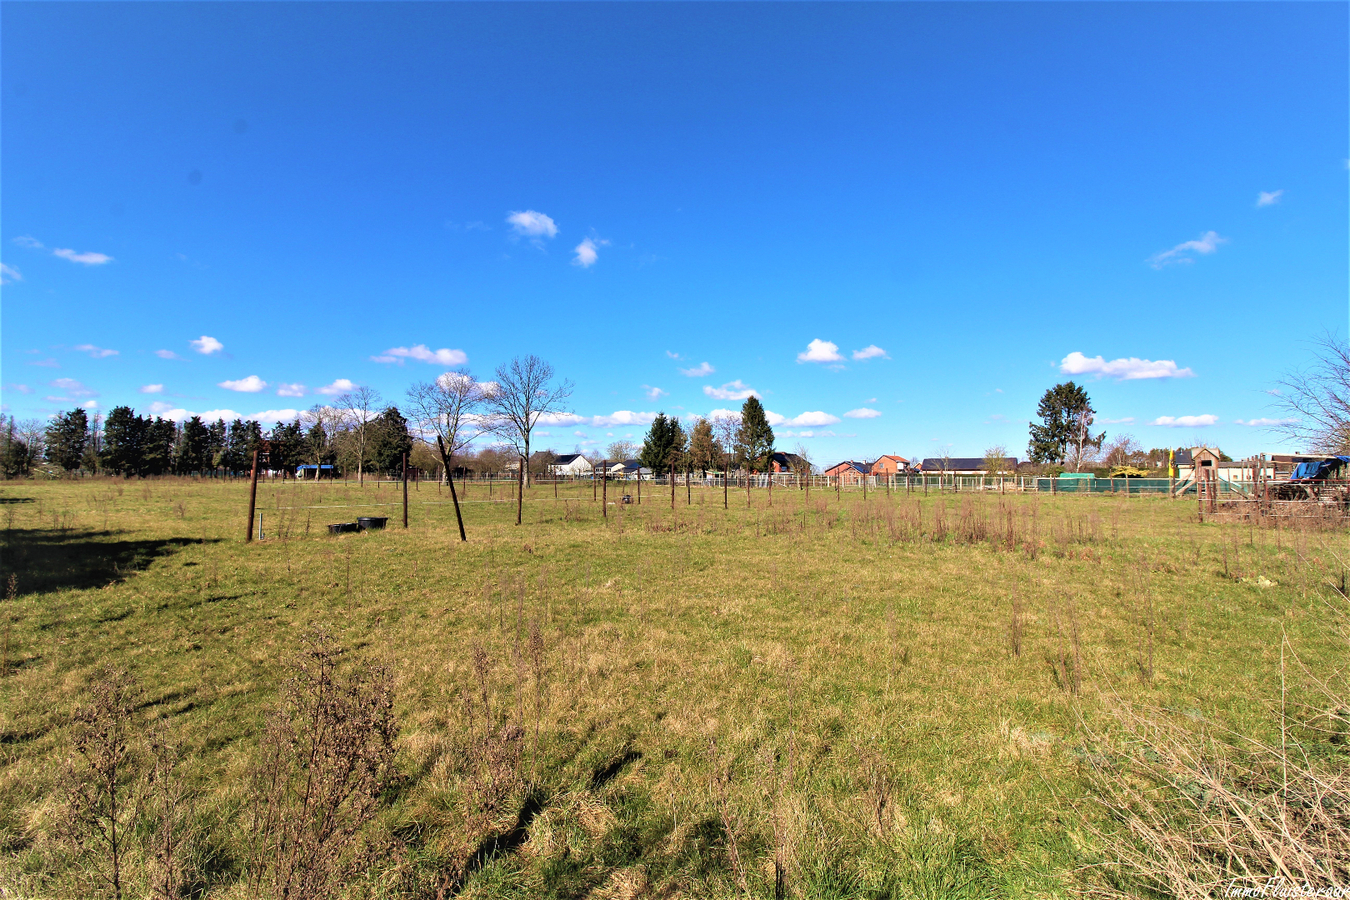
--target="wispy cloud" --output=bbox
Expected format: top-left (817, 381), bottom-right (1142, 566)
top-left (190, 335), bottom-right (224, 355)
top-left (1256, 190), bottom-right (1283, 208)
top-left (140, 384), bottom-right (164, 394)
top-left (74, 343), bottom-right (118, 359)
top-left (219, 375), bottom-right (268, 393)
top-left (506, 210), bottom-right (558, 240)
top-left (1148, 231), bottom-right (1227, 268)
top-left (53, 247), bottom-right (113, 266)
top-left (13, 236), bottom-right (43, 250)
top-left (680, 361), bottom-right (715, 377)
top-left (156, 349), bottom-right (182, 360)
top-left (4, 383), bottom-right (32, 394)
top-left (643, 385), bottom-right (667, 400)
top-left (851, 345), bottom-right (888, 361)
top-left (591, 411), bottom-right (657, 427)
top-left (1235, 417), bottom-right (1297, 427)
top-left (0, 263), bottom-right (20, 284)
top-left (844, 408), bottom-right (882, 419)
top-left (1151, 414), bottom-right (1218, 427)
top-left (28, 358), bottom-right (59, 368)
top-left (665, 350), bottom-right (681, 360)
top-left (247, 408), bottom-right (302, 423)
top-left (1060, 351), bottom-right (1195, 380)
top-left (49, 377), bottom-right (96, 398)
top-left (704, 380), bottom-right (758, 401)
top-left (1100, 417), bottom-right (1135, 424)
top-left (276, 383), bottom-right (306, 398)
top-left (318, 378), bottom-right (357, 396)
top-left (797, 339), bottom-right (843, 364)
top-left (371, 344), bottom-right (468, 366)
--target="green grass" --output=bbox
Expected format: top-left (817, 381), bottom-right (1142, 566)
top-left (0, 477), bottom-right (1343, 898)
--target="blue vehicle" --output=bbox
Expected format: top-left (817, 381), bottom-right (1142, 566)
top-left (1276, 456), bottom-right (1350, 500)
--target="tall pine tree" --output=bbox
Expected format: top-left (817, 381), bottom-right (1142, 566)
top-left (735, 396), bottom-right (774, 472)
top-left (639, 412), bottom-right (687, 474)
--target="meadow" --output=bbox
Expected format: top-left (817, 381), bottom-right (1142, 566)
top-left (0, 476), bottom-right (1345, 899)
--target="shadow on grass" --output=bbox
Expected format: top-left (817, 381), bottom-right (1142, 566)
top-left (0, 528), bottom-right (219, 596)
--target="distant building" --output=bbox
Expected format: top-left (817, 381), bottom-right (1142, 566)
top-left (869, 454), bottom-right (909, 477)
top-left (822, 460), bottom-right (872, 484)
top-left (548, 453), bottom-right (594, 476)
top-left (918, 457), bottom-right (1018, 475)
top-left (769, 451), bottom-right (810, 474)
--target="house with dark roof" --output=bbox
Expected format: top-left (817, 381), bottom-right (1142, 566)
top-left (769, 451), bottom-right (810, 474)
top-left (918, 457), bottom-right (1018, 474)
top-left (869, 454), bottom-right (910, 477)
top-left (822, 460), bottom-right (872, 484)
top-left (607, 459), bottom-right (652, 480)
top-left (547, 453), bottom-right (593, 476)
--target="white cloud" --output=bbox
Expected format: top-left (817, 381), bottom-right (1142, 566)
top-left (52, 247), bottom-right (114, 266)
top-left (29, 358), bottom-right (59, 368)
top-left (247, 408), bottom-right (301, 423)
top-left (13, 236), bottom-right (43, 250)
top-left (318, 378), bottom-right (357, 396)
top-left (155, 349), bottom-right (181, 360)
top-left (680, 361), bottom-right (715, 377)
top-left (1100, 416), bottom-right (1135, 425)
top-left (140, 384), bottom-right (164, 394)
top-left (190, 335), bottom-right (224, 355)
top-left (4, 384), bottom-right (32, 394)
top-left (707, 408), bottom-right (741, 423)
top-left (851, 345), bottom-right (888, 361)
top-left (0, 263), bottom-right (20, 284)
top-left (219, 375), bottom-right (268, 393)
top-left (1235, 417), bottom-right (1297, 427)
top-left (506, 210), bottom-right (558, 239)
top-left (572, 237), bottom-right (608, 268)
top-left (704, 380), bottom-right (758, 401)
top-left (797, 339), bottom-right (843, 364)
top-left (1060, 351), bottom-right (1195, 380)
top-left (1148, 231), bottom-right (1227, 268)
top-left (537, 412), bottom-right (588, 426)
top-left (1151, 414), bottom-right (1219, 428)
top-left (591, 411), bottom-right (657, 427)
top-left (665, 350), bottom-right (681, 360)
top-left (771, 410), bottom-right (840, 427)
top-left (276, 383), bottom-right (306, 398)
top-left (196, 409), bottom-right (241, 422)
top-left (1256, 190), bottom-right (1284, 208)
top-left (74, 343), bottom-right (118, 359)
top-left (844, 408), bottom-right (882, 419)
top-left (643, 385), bottom-right (667, 400)
top-left (371, 344), bottom-right (468, 366)
top-left (83, 400), bottom-right (99, 409)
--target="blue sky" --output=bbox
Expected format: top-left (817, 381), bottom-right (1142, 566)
top-left (3, 2), bottom-right (1346, 464)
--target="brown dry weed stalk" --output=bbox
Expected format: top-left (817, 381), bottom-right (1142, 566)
top-left (61, 666), bottom-right (137, 900)
top-left (244, 629), bottom-right (397, 900)
top-left (1079, 692), bottom-right (1350, 899)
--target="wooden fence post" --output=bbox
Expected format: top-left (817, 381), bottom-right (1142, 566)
top-left (402, 452), bottom-right (409, 528)
top-left (246, 449), bottom-right (259, 542)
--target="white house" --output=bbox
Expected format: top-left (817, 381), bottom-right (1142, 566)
top-left (548, 453), bottom-right (594, 476)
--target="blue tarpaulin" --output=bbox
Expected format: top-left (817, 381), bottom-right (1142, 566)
top-left (1290, 457), bottom-right (1350, 481)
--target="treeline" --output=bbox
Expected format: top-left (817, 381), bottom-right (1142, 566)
top-left (0, 404), bottom-right (414, 479)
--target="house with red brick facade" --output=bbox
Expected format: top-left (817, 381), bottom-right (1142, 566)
top-left (821, 460), bottom-right (872, 484)
top-left (868, 455), bottom-right (909, 477)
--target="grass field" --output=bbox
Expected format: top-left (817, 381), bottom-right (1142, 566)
top-left (0, 477), bottom-right (1345, 899)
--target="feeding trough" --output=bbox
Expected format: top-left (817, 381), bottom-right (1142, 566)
top-left (358, 516), bottom-right (389, 531)
top-left (327, 522), bottom-right (359, 535)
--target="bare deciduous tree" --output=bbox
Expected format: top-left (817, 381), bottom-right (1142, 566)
top-left (605, 440), bottom-right (637, 463)
top-left (334, 386), bottom-right (382, 485)
top-left (1274, 333), bottom-right (1350, 454)
top-left (983, 444), bottom-right (1011, 477)
top-left (485, 355), bottom-right (573, 525)
top-left (406, 370), bottom-right (489, 541)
